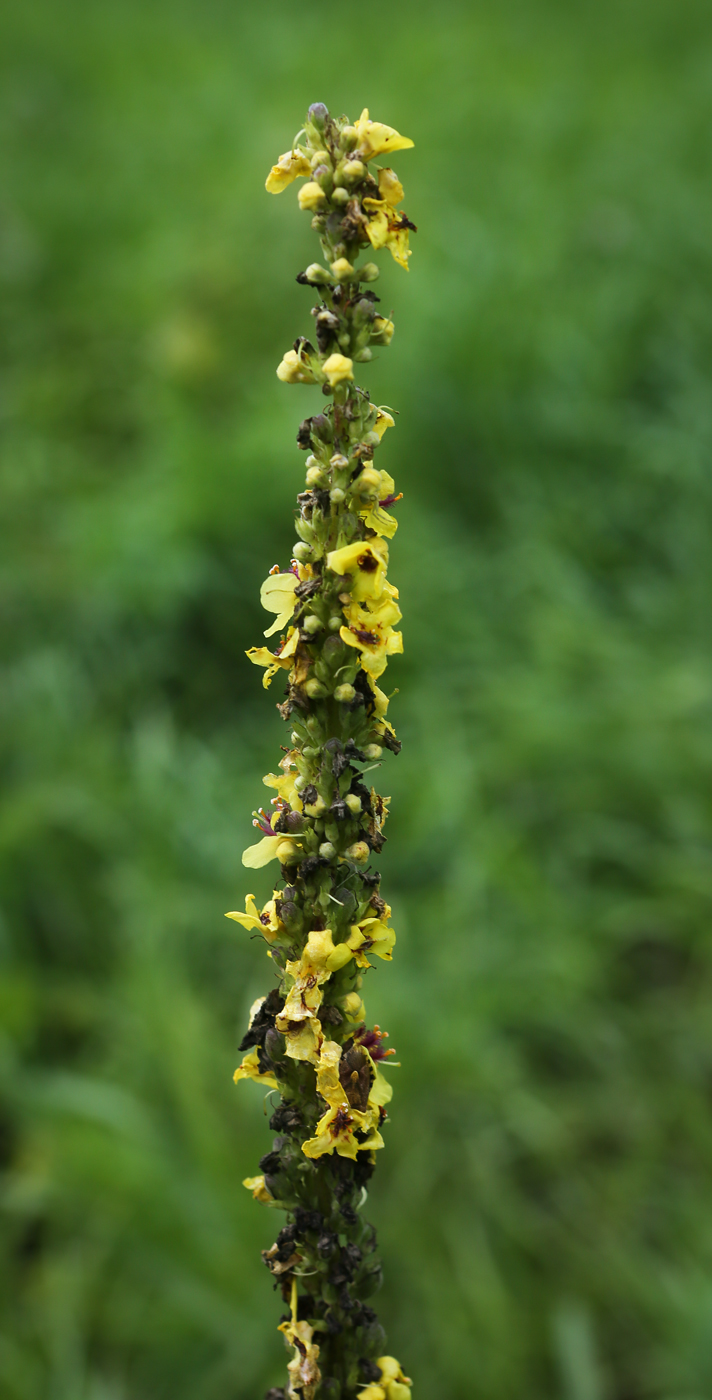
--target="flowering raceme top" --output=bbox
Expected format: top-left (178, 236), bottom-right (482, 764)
top-left (229, 102), bottom-right (415, 1400)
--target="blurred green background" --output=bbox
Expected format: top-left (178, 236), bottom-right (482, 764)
top-left (2, 1), bottom-right (712, 1397)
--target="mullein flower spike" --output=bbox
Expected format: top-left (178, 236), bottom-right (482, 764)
top-left (230, 103), bottom-right (415, 1400)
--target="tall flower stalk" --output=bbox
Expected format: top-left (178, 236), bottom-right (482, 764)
top-left (229, 103), bottom-right (415, 1400)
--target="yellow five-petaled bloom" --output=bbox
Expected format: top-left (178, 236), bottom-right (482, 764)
top-left (301, 1038), bottom-right (392, 1161)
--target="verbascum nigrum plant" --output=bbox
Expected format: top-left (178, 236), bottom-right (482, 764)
top-left (228, 103), bottom-right (415, 1400)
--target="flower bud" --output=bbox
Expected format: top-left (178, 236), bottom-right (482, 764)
top-left (328, 615), bottom-right (342, 631)
top-left (293, 541), bottom-right (312, 562)
top-left (339, 125), bottom-right (358, 151)
top-left (359, 262), bottom-right (380, 282)
top-left (302, 615), bottom-right (321, 635)
top-left (334, 683), bottom-right (356, 703)
top-left (371, 316), bottom-right (395, 346)
top-left (304, 795), bottom-right (327, 817)
top-left (363, 744), bottom-right (383, 760)
top-left (264, 1027), bottom-right (287, 1062)
top-left (305, 465), bottom-right (325, 487)
top-left (344, 793), bottom-right (362, 815)
top-left (319, 841), bottom-right (336, 860)
top-left (276, 839), bottom-right (299, 864)
top-left (298, 182), bottom-right (327, 212)
top-left (303, 262), bottom-right (332, 284)
top-left (305, 678), bottom-right (328, 698)
top-left (308, 102), bottom-right (329, 128)
top-left (332, 187), bottom-right (349, 205)
top-left (310, 149), bottom-right (329, 168)
top-left (342, 159), bottom-right (366, 182)
top-left (345, 841), bottom-right (369, 863)
top-left (293, 773), bottom-right (308, 790)
top-left (311, 413), bottom-right (332, 442)
top-left (329, 487), bottom-right (345, 505)
top-left (330, 453), bottom-right (349, 470)
top-left (341, 991), bottom-right (365, 1020)
top-left (331, 257), bottom-right (354, 280)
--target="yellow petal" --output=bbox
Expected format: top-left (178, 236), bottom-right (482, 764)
top-left (241, 834), bottom-right (283, 868)
top-left (377, 167), bottom-right (404, 206)
top-left (355, 109), bottom-right (414, 159)
top-left (242, 1173), bottom-right (275, 1203)
top-left (322, 353), bottom-right (354, 387)
top-left (265, 150), bottom-right (311, 193)
top-left (233, 1047), bottom-right (278, 1090)
top-left (225, 893), bottom-right (261, 930)
top-left (374, 407), bottom-right (395, 438)
top-left (259, 572), bottom-right (297, 638)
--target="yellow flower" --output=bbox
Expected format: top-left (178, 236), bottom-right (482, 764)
top-left (374, 407), bottom-right (395, 438)
top-left (241, 834), bottom-right (299, 868)
top-left (359, 1389), bottom-right (385, 1400)
top-left (277, 348), bottom-right (317, 384)
top-left (371, 316), bottom-right (395, 346)
top-left (278, 1314), bottom-right (321, 1400)
top-left (363, 200), bottom-right (412, 271)
top-left (233, 1046), bottom-right (278, 1090)
top-left (265, 149), bottom-right (311, 193)
top-left (326, 536), bottom-right (389, 601)
top-left (348, 914), bottom-right (396, 966)
top-left (322, 352), bottom-right (354, 387)
top-left (225, 893), bottom-right (281, 941)
top-left (301, 1039), bottom-right (390, 1160)
top-left (378, 1357), bottom-right (413, 1399)
top-left (340, 583), bottom-right (403, 679)
top-left (242, 1173), bottom-right (274, 1204)
top-left (275, 935), bottom-right (348, 1062)
top-left (263, 762), bottom-right (300, 811)
top-left (298, 180), bottom-right (327, 211)
top-left (354, 109), bottom-right (414, 159)
top-left (260, 571), bottom-right (298, 638)
top-left (376, 167), bottom-right (404, 206)
top-left (246, 627), bottom-right (299, 687)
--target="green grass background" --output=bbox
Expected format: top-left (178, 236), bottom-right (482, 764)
top-left (2, 1), bottom-right (712, 1396)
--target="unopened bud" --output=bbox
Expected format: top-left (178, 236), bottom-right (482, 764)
top-left (298, 182), bottom-right (327, 211)
top-left (344, 793), bottom-right (362, 815)
top-left (276, 839), bottom-right (299, 864)
top-left (305, 678), bottom-right (328, 698)
top-left (339, 125), bottom-right (358, 151)
top-left (345, 841), bottom-right (370, 863)
top-left (330, 487), bottom-right (345, 504)
top-left (302, 615), bottom-right (321, 635)
top-left (332, 187), bottom-right (349, 205)
top-left (363, 744), bottom-right (383, 760)
top-left (328, 615), bottom-right (342, 631)
top-left (293, 774), bottom-right (308, 791)
top-left (304, 264), bottom-right (332, 287)
top-left (371, 315), bottom-right (395, 346)
top-left (334, 683), bottom-right (356, 703)
top-left (342, 159), bottom-right (366, 182)
top-left (264, 1027), bottom-right (286, 1061)
top-left (310, 149), bottom-right (329, 168)
top-left (305, 795), bottom-right (327, 817)
top-left (293, 541), bottom-right (312, 562)
top-left (319, 841), bottom-right (336, 860)
top-left (308, 102), bottom-right (329, 128)
top-left (306, 465), bottom-right (325, 487)
top-left (331, 257), bottom-right (354, 280)
top-left (329, 453), bottom-right (349, 471)
top-left (359, 262), bottom-right (380, 282)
